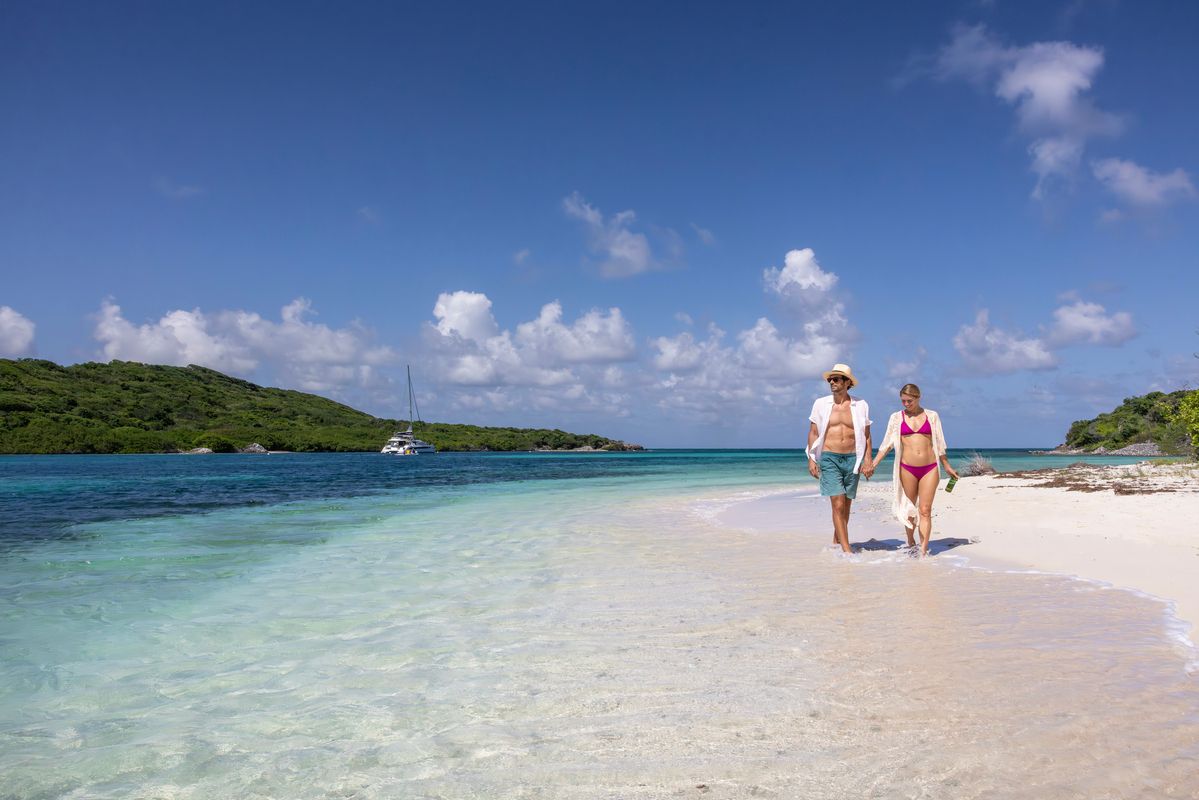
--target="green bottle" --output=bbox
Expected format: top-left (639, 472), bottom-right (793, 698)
top-left (945, 475), bottom-right (958, 492)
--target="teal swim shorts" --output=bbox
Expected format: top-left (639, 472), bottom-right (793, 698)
top-left (818, 451), bottom-right (859, 499)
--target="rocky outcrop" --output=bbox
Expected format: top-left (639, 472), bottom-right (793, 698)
top-left (1036, 441), bottom-right (1165, 457)
top-left (242, 443), bottom-right (268, 454)
top-left (183, 447), bottom-right (213, 455)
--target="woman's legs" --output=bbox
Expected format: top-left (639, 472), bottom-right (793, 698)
top-left (915, 468), bottom-right (940, 556)
top-left (900, 465), bottom-right (941, 555)
top-left (899, 467), bottom-right (920, 547)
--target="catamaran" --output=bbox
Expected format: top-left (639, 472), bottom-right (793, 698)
top-left (381, 366), bottom-right (437, 455)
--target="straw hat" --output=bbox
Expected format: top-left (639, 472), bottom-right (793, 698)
top-left (821, 363), bottom-right (857, 388)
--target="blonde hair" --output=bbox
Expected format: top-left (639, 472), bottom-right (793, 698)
top-left (899, 383), bottom-right (921, 398)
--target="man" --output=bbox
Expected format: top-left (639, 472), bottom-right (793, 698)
top-left (805, 363), bottom-right (874, 553)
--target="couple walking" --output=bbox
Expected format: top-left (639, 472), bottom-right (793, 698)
top-left (804, 363), bottom-right (960, 557)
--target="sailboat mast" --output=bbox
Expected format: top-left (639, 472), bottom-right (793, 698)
top-left (407, 365), bottom-right (414, 428)
top-left (412, 367), bottom-right (422, 422)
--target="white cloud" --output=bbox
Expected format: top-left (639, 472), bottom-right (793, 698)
top-left (737, 317), bottom-right (843, 380)
top-left (433, 291), bottom-right (501, 343)
top-left (953, 309), bottom-right (1058, 373)
top-left (651, 330), bottom-right (710, 372)
top-left (887, 346), bottom-right (928, 380)
top-left (953, 293), bottom-right (1136, 374)
top-left (515, 301), bottom-right (635, 364)
top-left (563, 192), bottom-right (657, 278)
top-left (1092, 158), bottom-right (1196, 207)
top-left (357, 206), bottom-right (380, 224)
top-left (1047, 300), bottom-right (1135, 346)
top-left (1028, 137), bottom-right (1086, 198)
top-left (762, 247), bottom-right (854, 343)
top-left (425, 292), bottom-right (635, 408)
top-left (513, 248), bottom-right (531, 265)
top-left (933, 24), bottom-right (1122, 198)
top-left (764, 248), bottom-right (838, 295)
top-left (643, 248), bottom-right (856, 422)
top-left (0, 306), bottom-right (36, 356)
top-left (93, 298), bottom-right (397, 394)
top-left (647, 319), bottom-right (837, 422)
top-left (690, 223), bottom-right (716, 246)
top-left (95, 300), bottom-right (257, 374)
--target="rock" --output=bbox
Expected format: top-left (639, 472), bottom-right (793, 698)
top-left (1106, 441), bottom-right (1164, 456)
top-left (1035, 441), bottom-right (1163, 456)
top-left (242, 443), bottom-right (269, 454)
top-left (184, 447), bottom-right (213, 455)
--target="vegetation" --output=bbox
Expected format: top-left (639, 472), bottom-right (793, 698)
top-left (0, 359), bottom-right (641, 454)
top-left (1062, 390), bottom-right (1195, 456)
top-left (960, 451), bottom-right (996, 476)
top-left (1175, 390), bottom-right (1199, 451)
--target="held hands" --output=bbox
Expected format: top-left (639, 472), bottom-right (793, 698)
top-left (860, 459), bottom-right (875, 479)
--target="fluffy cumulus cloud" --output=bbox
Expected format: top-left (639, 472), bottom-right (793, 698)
top-left (0, 306), bottom-right (36, 356)
top-left (953, 310), bottom-right (1058, 374)
top-left (1047, 300), bottom-right (1135, 346)
top-left (563, 192), bottom-right (659, 278)
top-left (643, 248), bottom-right (853, 421)
top-left (764, 248), bottom-right (838, 296)
top-left (424, 291), bottom-right (636, 412)
top-left (933, 24), bottom-right (1123, 198)
top-left (762, 248), bottom-right (854, 349)
top-left (1091, 158), bottom-right (1196, 208)
top-left (94, 298), bottom-right (397, 394)
top-left (953, 295), bottom-right (1136, 374)
top-left (515, 302), bottom-right (635, 364)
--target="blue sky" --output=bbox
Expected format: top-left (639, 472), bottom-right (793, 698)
top-left (2, 1), bottom-right (1197, 447)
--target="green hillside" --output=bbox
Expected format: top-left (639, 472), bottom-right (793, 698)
top-left (1062, 390), bottom-right (1196, 455)
top-left (0, 359), bottom-right (641, 454)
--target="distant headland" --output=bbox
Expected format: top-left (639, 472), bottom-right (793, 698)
top-left (1033, 390), bottom-right (1196, 457)
top-left (0, 359), bottom-right (644, 454)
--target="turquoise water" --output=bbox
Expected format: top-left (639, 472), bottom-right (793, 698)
top-left (0, 449), bottom-right (1158, 541)
top-left (2, 450), bottom-right (1194, 798)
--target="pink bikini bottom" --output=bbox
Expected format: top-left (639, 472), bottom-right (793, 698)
top-left (900, 462), bottom-right (938, 480)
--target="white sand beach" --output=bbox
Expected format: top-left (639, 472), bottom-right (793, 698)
top-left (721, 460), bottom-right (1199, 643)
top-left (923, 461), bottom-right (1199, 638)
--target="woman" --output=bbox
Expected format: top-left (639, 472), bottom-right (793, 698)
top-left (870, 384), bottom-right (960, 557)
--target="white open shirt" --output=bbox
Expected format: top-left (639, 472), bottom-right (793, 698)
top-left (804, 395), bottom-right (873, 475)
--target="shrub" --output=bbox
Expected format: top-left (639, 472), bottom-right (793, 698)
top-left (193, 434), bottom-right (238, 453)
top-left (960, 451), bottom-right (997, 476)
top-left (1174, 390), bottom-right (1199, 453)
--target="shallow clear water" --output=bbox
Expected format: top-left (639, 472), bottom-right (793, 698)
top-left (1, 451), bottom-right (1194, 798)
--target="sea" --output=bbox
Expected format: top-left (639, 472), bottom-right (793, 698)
top-left (2, 450), bottom-right (1197, 799)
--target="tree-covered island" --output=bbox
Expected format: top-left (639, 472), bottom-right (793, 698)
top-left (0, 359), bottom-right (644, 454)
top-left (1053, 390), bottom-right (1197, 456)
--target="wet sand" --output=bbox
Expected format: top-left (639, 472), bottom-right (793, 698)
top-left (718, 460), bottom-right (1199, 649)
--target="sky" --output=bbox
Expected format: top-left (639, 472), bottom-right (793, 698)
top-left (2, 0), bottom-right (1197, 448)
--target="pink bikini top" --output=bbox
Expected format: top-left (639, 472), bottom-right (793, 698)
top-left (900, 415), bottom-right (932, 436)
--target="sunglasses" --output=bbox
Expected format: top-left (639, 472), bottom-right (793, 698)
top-left (827, 376), bottom-right (847, 383)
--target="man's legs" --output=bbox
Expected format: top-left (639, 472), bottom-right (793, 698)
top-left (830, 494), bottom-right (852, 553)
top-left (819, 451), bottom-right (857, 553)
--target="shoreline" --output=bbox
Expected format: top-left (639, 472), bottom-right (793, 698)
top-left (716, 460), bottom-right (1199, 651)
top-left (929, 462), bottom-right (1199, 640)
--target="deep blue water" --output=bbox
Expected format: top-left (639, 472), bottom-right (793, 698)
top-left (0, 449), bottom-right (1162, 544)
